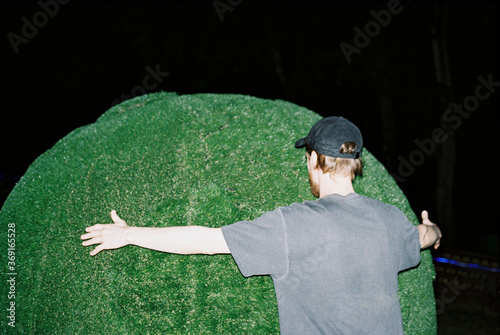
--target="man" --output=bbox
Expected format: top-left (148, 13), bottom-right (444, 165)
top-left (81, 116), bottom-right (441, 334)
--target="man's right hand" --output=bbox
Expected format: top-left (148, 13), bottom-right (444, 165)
top-left (81, 210), bottom-right (130, 256)
top-left (417, 210), bottom-right (442, 250)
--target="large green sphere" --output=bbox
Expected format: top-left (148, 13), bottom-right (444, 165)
top-left (0, 92), bottom-right (436, 334)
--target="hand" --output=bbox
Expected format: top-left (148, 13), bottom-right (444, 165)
top-left (81, 210), bottom-right (130, 256)
top-left (420, 210), bottom-right (442, 249)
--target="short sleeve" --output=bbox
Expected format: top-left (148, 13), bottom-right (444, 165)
top-left (221, 208), bottom-right (288, 278)
top-left (394, 210), bottom-right (421, 272)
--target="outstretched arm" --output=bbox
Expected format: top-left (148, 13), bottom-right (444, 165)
top-left (417, 210), bottom-right (442, 249)
top-left (81, 210), bottom-right (230, 256)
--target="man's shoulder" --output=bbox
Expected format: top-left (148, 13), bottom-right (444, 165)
top-left (282, 193), bottom-right (390, 210)
top-left (278, 193), bottom-right (406, 221)
top-left (351, 194), bottom-right (406, 214)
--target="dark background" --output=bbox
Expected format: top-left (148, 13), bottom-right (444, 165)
top-left (1, 1), bottom-right (499, 332)
top-left (3, 0), bottom-right (498, 255)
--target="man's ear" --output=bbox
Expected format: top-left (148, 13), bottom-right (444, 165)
top-left (308, 150), bottom-right (318, 170)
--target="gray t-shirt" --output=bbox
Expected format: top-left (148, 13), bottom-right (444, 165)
top-left (221, 192), bottom-right (421, 335)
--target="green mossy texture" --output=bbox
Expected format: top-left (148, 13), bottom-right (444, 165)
top-left (0, 92), bottom-right (436, 334)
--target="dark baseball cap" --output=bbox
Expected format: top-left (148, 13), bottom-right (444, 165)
top-left (295, 116), bottom-right (363, 159)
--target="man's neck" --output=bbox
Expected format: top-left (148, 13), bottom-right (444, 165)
top-left (318, 173), bottom-right (355, 198)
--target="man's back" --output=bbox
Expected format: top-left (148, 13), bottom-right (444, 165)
top-left (222, 193), bottom-right (421, 334)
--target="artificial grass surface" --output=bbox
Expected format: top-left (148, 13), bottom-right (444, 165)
top-left (0, 92), bottom-right (436, 334)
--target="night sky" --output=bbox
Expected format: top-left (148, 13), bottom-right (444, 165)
top-left (1, 0), bottom-right (499, 255)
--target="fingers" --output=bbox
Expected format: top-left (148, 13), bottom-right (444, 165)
top-left (434, 225), bottom-right (443, 249)
top-left (81, 233), bottom-right (104, 256)
top-left (81, 230), bottom-right (96, 241)
top-left (110, 210), bottom-right (120, 222)
top-left (90, 245), bottom-right (104, 256)
top-left (434, 239), bottom-right (441, 249)
top-left (111, 210), bottom-right (126, 226)
top-left (420, 210), bottom-right (442, 249)
top-left (84, 210), bottom-right (125, 233)
top-left (82, 210), bottom-right (127, 256)
top-left (81, 233), bottom-right (102, 246)
top-left (434, 235), bottom-right (441, 249)
top-left (421, 210), bottom-right (430, 224)
top-left (421, 210), bottom-right (435, 226)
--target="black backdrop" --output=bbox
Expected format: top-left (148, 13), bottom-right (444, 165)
top-left (1, 0), bottom-right (499, 255)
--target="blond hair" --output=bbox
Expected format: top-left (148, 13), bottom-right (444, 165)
top-left (306, 142), bottom-right (363, 181)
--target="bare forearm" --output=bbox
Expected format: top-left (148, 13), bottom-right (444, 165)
top-left (124, 226), bottom-right (230, 255)
top-left (82, 211), bottom-right (231, 256)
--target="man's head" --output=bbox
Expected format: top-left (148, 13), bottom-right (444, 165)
top-left (295, 117), bottom-right (363, 197)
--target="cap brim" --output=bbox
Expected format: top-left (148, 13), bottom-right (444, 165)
top-left (294, 138), bottom-right (307, 148)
